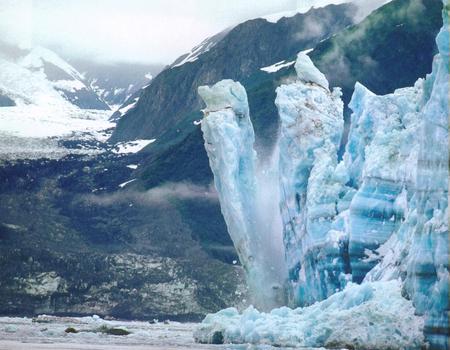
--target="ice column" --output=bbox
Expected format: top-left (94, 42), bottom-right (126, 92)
top-left (198, 80), bottom-right (285, 309)
top-left (276, 52), bottom-right (346, 305)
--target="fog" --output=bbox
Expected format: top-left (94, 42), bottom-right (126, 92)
top-left (0, 0), bottom-right (296, 64)
top-left (0, 0), bottom-right (390, 65)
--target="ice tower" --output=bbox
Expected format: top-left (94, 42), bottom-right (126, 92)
top-left (198, 80), bottom-right (285, 309)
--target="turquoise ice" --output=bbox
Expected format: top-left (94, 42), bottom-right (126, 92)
top-left (199, 80), bottom-right (286, 310)
top-left (196, 3), bottom-right (448, 347)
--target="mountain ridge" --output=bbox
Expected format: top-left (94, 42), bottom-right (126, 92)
top-left (110, 3), bottom-right (358, 143)
top-left (129, 0), bottom-right (442, 191)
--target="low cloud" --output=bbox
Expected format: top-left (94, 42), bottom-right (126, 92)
top-left (0, 0), bottom-right (296, 65)
top-left (85, 182), bottom-right (218, 207)
top-left (352, 0), bottom-right (394, 22)
top-left (0, 0), bottom-right (394, 65)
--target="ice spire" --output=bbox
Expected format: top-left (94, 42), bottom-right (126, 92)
top-left (276, 52), bottom-right (345, 305)
top-left (198, 80), bottom-right (286, 309)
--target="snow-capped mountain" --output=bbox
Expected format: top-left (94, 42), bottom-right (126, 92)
top-left (0, 45), bottom-right (109, 110)
top-left (0, 44), bottom-right (116, 160)
top-left (70, 59), bottom-right (164, 110)
top-left (0, 44), bottom-right (166, 159)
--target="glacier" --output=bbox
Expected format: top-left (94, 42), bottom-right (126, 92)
top-left (196, 2), bottom-right (448, 348)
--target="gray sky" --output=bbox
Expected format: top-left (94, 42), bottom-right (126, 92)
top-left (0, 0), bottom-right (379, 65)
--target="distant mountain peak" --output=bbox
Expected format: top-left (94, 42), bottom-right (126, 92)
top-left (0, 45), bottom-right (109, 110)
top-left (20, 46), bottom-right (84, 82)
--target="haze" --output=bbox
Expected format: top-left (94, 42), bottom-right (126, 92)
top-left (0, 0), bottom-right (385, 65)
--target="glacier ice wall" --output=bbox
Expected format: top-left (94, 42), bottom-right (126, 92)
top-left (198, 80), bottom-right (286, 309)
top-left (197, 3), bottom-right (448, 347)
top-left (343, 82), bottom-right (423, 283)
top-left (275, 53), bottom-right (434, 307)
top-left (275, 6), bottom-right (448, 346)
top-left (364, 5), bottom-right (449, 348)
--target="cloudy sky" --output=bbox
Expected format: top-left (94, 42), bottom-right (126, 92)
top-left (0, 0), bottom-right (362, 65)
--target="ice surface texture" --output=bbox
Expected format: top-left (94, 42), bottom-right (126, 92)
top-left (364, 4), bottom-right (449, 348)
top-left (276, 53), bottom-right (345, 305)
top-left (199, 80), bottom-right (286, 309)
top-left (284, 25), bottom-right (448, 345)
top-left (194, 281), bottom-right (424, 349)
top-left (197, 4), bottom-right (448, 348)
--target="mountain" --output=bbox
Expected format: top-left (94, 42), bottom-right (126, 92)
top-left (170, 29), bottom-right (231, 69)
top-left (0, 49), bottom-right (243, 320)
top-left (122, 0), bottom-right (442, 189)
top-left (70, 59), bottom-right (164, 110)
top-left (0, 152), bottom-right (245, 320)
top-left (0, 44), bottom-right (109, 110)
top-left (110, 3), bottom-right (358, 143)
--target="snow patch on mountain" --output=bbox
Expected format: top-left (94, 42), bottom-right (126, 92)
top-left (20, 46), bottom-right (84, 82)
top-left (171, 29), bottom-right (231, 69)
top-left (172, 37), bottom-right (217, 68)
top-left (260, 60), bottom-right (296, 73)
top-left (118, 97), bottom-right (139, 116)
top-left (261, 10), bottom-right (300, 23)
top-left (112, 139), bottom-right (156, 154)
top-left (52, 79), bottom-right (86, 93)
top-left (118, 178), bottom-right (137, 188)
top-left (0, 56), bottom-right (73, 108)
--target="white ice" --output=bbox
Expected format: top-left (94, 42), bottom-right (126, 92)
top-left (195, 280), bottom-right (424, 349)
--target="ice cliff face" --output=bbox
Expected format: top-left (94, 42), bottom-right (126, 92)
top-left (276, 52), bottom-right (347, 305)
top-left (279, 8), bottom-right (449, 345)
top-left (197, 3), bottom-right (448, 348)
top-left (341, 82), bottom-right (423, 283)
top-left (275, 52), bottom-right (436, 309)
top-left (364, 5), bottom-right (449, 348)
